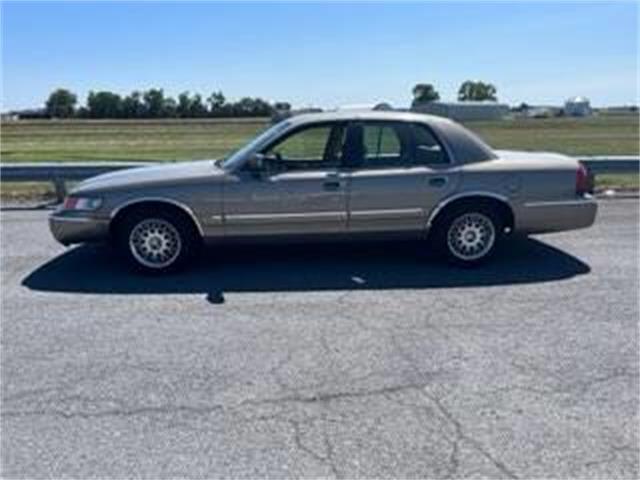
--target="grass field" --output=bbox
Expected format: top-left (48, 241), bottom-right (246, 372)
top-left (0, 118), bottom-right (267, 163)
top-left (0, 115), bottom-right (638, 198)
top-left (468, 115), bottom-right (639, 156)
top-left (1, 114), bottom-right (638, 163)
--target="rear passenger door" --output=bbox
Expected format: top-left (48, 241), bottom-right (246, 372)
top-left (346, 121), bottom-right (457, 233)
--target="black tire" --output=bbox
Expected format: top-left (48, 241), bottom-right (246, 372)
top-left (115, 208), bottom-right (200, 274)
top-left (431, 203), bottom-right (503, 267)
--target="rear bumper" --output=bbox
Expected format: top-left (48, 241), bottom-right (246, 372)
top-left (515, 195), bottom-right (598, 234)
top-left (49, 214), bottom-right (110, 245)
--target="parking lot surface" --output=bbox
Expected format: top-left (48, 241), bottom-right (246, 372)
top-left (1, 200), bottom-right (638, 479)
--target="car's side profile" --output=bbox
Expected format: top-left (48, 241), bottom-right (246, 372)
top-left (49, 111), bottom-right (597, 273)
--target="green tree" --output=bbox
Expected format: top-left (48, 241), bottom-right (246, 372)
top-left (176, 92), bottom-right (207, 118)
top-left (76, 106), bottom-right (90, 119)
top-left (121, 91), bottom-right (144, 118)
top-left (411, 83), bottom-right (440, 106)
top-left (87, 91), bottom-right (123, 118)
top-left (233, 97), bottom-right (273, 117)
top-left (45, 88), bottom-right (77, 118)
top-left (177, 92), bottom-right (192, 118)
top-left (457, 81), bottom-right (497, 101)
top-left (189, 94), bottom-right (208, 117)
top-left (143, 88), bottom-right (166, 117)
top-left (207, 91), bottom-right (226, 116)
top-left (163, 97), bottom-right (178, 118)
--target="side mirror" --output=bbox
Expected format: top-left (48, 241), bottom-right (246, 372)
top-left (246, 153), bottom-right (266, 174)
top-left (246, 152), bottom-right (280, 177)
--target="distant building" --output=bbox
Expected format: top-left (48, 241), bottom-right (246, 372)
top-left (4, 108), bottom-right (49, 120)
top-left (337, 102), bottom-right (394, 112)
top-left (520, 105), bottom-right (563, 118)
top-left (598, 105), bottom-right (638, 115)
top-left (564, 96), bottom-right (592, 117)
top-left (271, 106), bottom-right (323, 123)
top-left (1, 112), bottom-right (19, 121)
top-left (412, 101), bottom-right (509, 121)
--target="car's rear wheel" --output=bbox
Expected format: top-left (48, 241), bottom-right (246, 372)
top-left (432, 205), bottom-right (503, 267)
top-left (116, 209), bottom-right (199, 274)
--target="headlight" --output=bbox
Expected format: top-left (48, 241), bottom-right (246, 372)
top-left (62, 196), bottom-right (103, 211)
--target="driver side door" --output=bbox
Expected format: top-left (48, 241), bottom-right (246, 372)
top-left (223, 122), bottom-right (349, 236)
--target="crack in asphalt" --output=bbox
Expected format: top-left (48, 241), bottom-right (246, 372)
top-left (1, 381), bottom-right (427, 420)
top-left (0, 379), bottom-right (424, 478)
top-left (288, 418), bottom-right (341, 479)
top-left (420, 390), bottom-right (519, 479)
top-left (387, 324), bottom-right (520, 479)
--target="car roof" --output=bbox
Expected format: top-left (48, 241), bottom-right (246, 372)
top-left (287, 109), bottom-right (455, 127)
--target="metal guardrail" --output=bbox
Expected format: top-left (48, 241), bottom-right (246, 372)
top-left (577, 156), bottom-right (640, 175)
top-left (1, 157), bottom-right (638, 202)
top-left (0, 162), bottom-right (155, 200)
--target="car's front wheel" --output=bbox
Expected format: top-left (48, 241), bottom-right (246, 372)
top-left (432, 205), bottom-right (503, 267)
top-left (116, 209), bottom-right (199, 274)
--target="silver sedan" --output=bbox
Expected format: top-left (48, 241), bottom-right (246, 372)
top-left (49, 110), bottom-right (597, 273)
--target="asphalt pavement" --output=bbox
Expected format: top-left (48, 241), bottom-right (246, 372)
top-left (1, 200), bottom-right (638, 479)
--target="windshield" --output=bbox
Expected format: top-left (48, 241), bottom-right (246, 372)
top-left (219, 120), bottom-right (291, 169)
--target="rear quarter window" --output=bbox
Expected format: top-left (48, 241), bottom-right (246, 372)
top-left (411, 123), bottom-right (449, 165)
top-left (431, 121), bottom-right (497, 164)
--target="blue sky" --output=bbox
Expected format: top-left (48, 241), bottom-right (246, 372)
top-left (1, 1), bottom-right (637, 110)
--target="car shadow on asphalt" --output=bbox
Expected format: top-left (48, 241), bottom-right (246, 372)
top-left (22, 236), bottom-right (591, 296)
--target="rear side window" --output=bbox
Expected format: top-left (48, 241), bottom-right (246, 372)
top-left (411, 123), bottom-right (449, 165)
top-left (364, 124), bottom-right (402, 158)
top-left (359, 122), bottom-right (408, 168)
top-left (345, 121), bottom-right (449, 169)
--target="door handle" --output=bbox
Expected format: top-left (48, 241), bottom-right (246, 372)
top-left (429, 176), bottom-right (448, 188)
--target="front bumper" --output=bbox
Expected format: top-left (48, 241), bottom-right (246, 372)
top-left (515, 195), bottom-right (598, 234)
top-left (49, 213), bottom-right (110, 245)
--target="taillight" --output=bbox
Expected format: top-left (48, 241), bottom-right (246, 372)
top-left (576, 162), bottom-right (592, 195)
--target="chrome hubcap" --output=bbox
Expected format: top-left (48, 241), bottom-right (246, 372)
top-left (447, 212), bottom-right (495, 261)
top-left (129, 218), bottom-right (181, 269)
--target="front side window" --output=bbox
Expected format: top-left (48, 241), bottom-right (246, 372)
top-left (221, 120), bottom-right (290, 169)
top-left (263, 123), bottom-right (345, 170)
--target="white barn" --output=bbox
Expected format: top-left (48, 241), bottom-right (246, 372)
top-left (564, 96), bottom-right (592, 117)
top-left (412, 101), bottom-right (509, 121)
top-left (337, 102), bottom-right (394, 111)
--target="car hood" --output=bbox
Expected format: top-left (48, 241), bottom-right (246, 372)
top-left (71, 160), bottom-right (226, 194)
